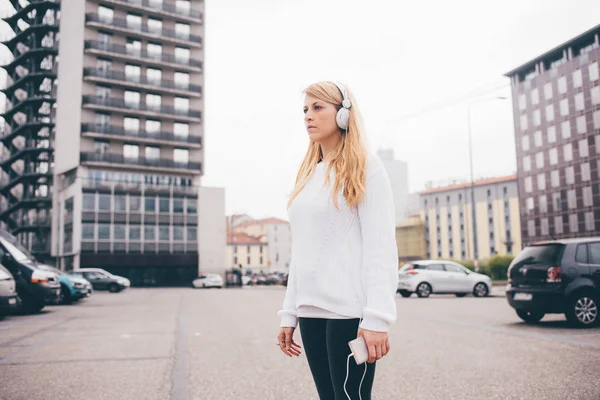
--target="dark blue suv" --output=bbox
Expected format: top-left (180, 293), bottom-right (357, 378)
top-left (506, 238), bottom-right (600, 328)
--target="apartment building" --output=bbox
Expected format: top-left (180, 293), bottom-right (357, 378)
top-left (396, 215), bottom-right (427, 263)
top-left (420, 175), bottom-right (522, 261)
top-left (505, 24), bottom-right (600, 242)
top-left (226, 231), bottom-right (269, 270)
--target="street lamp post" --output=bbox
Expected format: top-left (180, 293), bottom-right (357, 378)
top-left (467, 96), bottom-right (506, 269)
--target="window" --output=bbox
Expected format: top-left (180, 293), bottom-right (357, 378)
top-left (545, 104), bottom-right (554, 122)
top-left (547, 125), bottom-right (556, 143)
top-left (585, 212), bottom-right (595, 231)
top-left (561, 121), bottom-right (571, 139)
top-left (145, 146), bottom-right (161, 160)
top-left (576, 115), bottom-right (587, 134)
top-left (145, 196), bottom-right (156, 212)
top-left (82, 223), bottom-right (95, 239)
top-left (148, 18), bottom-right (163, 34)
top-left (576, 244), bottom-right (588, 263)
top-left (558, 76), bottom-right (567, 94)
top-left (590, 62), bottom-right (599, 81)
top-left (126, 14), bottom-right (142, 29)
top-left (597, 136), bottom-right (600, 154)
top-left (125, 91), bottom-right (140, 107)
top-left (565, 166), bottom-right (575, 185)
top-left (532, 131), bottom-right (542, 148)
top-left (83, 194), bottom-right (96, 210)
top-left (124, 144), bottom-right (139, 159)
top-left (96, 85), bottom-right (111, 99)
top-left (159, 226), bottom-right (170, 241)
top-left (539, 195), bottom-right (548, 213)
top-left (124, 117), bottom-right (140, 132)
top-left (544, 82), bottom-right (553, 100)
top-left (126, 38), bottom-right (141, 55)
top-left (94, 140), bottom-right (110, 154)
top-left (533, 110), bottom-right (541, 126)
top-left (115, 195), bottom-right (126, 211)
top-left (174, 97), bottom-right (189, 112)
top-left (98, 224), bottom-right (110, 240)
top-left (174, 72), bottom-right (190, 89)
top-left (569, 214), bottom-right (579, 233)
top-left (524, 177), bottom-right (532, 193)
top-left (541, 218), bottom-right (549, 236)
top-left (129, 225), bottom-right (141, 240)
top-left (175, 23), bottom-right (191, 39)
top-left (96, 58), bottom-right (111, 72)
top-left (563, 143), bottom-right (573, 162)
top-left (176, 0), bottom-right (191, 11)
top-left (530, 89), bottom-right (539, 105)
top-left (551, 170), bottom-right (560, 188)
top-left (527, 220), bottom-right (535, 237)
top-left (173, 198), bottom-right (184, 213)
top-left (573, 69), bottom-right (583, 88)
top-left (98, 194), bottom-right (111, 211)
top-left (172, 226), bottom-right (183, 241)
top-left (580, 162), bottom-right (591, 182)
top-left (518, 94), bottom-right (526, 110)
top-left (579, 139), bottom-right (589, 158)
top-left (594, 110), bottom-right (600, 129)
top-left (583, 186), bottom-right (593, 207)
top-left (537, 173), bottom-right (546, 191)
top-left (575, 92), bottom-right (585, 112)
top-left (113, 224), bottom-right (126, 240)
top-left (129, 196), bottom-right (141, 212)
top-left (567, 189), bottom-right (576, 209)
top-left (147, 68), bottom-right (162, 84)
top-left (590, 243), bottom-right (600, 264)
top-left (186, 198), bottom-right (197, 214)
top-left (554, 216), bottom-right (563, 234)
top-left (526, 197), bottom-right (534, 214)
top-left (145, 226), bottom-right (156, 241)
top-left (98, 31), bottom-right (113, 44)
top-left (592, 86), bottom-right (600, 106)
top-left (146, 120), bottom-right (161, 133)
top-left (520, 115), bottom-right (528, 131)
top-left (175, 47), bottom-right (190, 62)
top-left (549, 148), bottom-right (558, 165)
top-left (552, 192), bottom-right (562, 212)
top-left (521, 135), bottom-right (530, 151)
top-left (174, 122), bottom-right (189, 137)
top-left (186, 227), bottom-right (196, 242)
top-left (159, 197), bottom-right (170, 212)
top-left (174, 149), bottom-right (189, 164)
top-left (95, 112), bottom-right (111, 126)
top-left (146, 94), bottom-right (161, 111)
top-left (147, 43), bottom-right (162, 59)
top-left (125, 64), bottom-right (141, 81)
top-left (98, 6), bottom-right (114, 23)
top-left (535, 152), bottom-right (544, 169)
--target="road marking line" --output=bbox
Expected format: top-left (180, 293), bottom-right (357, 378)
top-left (171, 307), bottom-right (190, 400)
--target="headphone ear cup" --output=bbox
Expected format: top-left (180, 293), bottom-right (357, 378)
top-left (336, 108), bottom-right (350, 131)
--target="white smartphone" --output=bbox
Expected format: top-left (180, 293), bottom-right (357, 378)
top-left (348, 336), bottom-right (369, 365)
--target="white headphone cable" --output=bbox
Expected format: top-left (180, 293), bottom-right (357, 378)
top-left (343, 353), bottom-right (367, 400)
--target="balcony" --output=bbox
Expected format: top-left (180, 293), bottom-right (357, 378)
top-left (81, 123), bottom-right (202, 148)
top-left (81, 152), bottom-right (202, 173)
top-left (96, 0), bottom-right (203, 22)
top-left (81, 178), bottom-right (198, 195)
top-left (82, 96), bottom-right (202, 121)
top-left (83, 68), bottom-right (202, 97)
top-left (86, 14), bottom-right (202, 47)
top-left (84, 41), bottom-right (202, 71)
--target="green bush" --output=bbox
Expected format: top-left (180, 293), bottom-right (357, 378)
top-left (485, 255), bottom-right (514, 281)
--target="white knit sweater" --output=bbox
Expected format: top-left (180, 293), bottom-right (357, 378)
top-left (278, 154), bottom-right (398, 332)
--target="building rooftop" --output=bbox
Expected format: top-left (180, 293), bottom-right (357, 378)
top-left (227, 232), bottom-right (265, 245)
top-left (420, 174), bottom-right (517, 195)
top-left (235, 217), bottom-right (289, 228)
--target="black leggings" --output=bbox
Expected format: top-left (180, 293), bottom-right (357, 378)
top-left (298, 317), bottom-right (376, 400)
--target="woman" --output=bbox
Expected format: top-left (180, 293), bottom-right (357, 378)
top-left (277, 81), bottom-right (398, 400)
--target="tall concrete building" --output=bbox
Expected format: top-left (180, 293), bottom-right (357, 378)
top-left (505, 24), bottom-right (600, 243)
top-left (1, 0), bottom-right (224, 286)
top-left (420, 175), bottom-right (522, 261)
top-left (377, 148), bottom-right (408, 223)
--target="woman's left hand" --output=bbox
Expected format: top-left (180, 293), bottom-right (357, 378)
top-left (357, 328), bottom-right (390, 364)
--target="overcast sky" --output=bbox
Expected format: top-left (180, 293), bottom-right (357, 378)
top-left (1, 0), bottom-right (599, 220)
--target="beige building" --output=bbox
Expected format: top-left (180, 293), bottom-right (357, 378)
top-left (396, 215), bottom-right (427, 263)
top-left (226, 232), bottom-right (269, 270)
top-left (420, 175), bottom-right (522, 261)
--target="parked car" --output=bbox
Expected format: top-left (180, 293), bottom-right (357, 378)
top-left (397, 260), bottom-right (492, 298)
top-left (0, 232), bottom-right (60, 313)
top-left (0, 264), bottom-right (18, 319)
top-left (506, 238), bottom-right (600, 328)
top-left (193, 274), bottom-right (223, 288)
top-left (37, 265), bottom-right (92, 304)
top-left (71, 268), bottom-right (130, 293)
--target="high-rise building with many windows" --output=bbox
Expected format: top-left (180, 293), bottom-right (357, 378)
top-left (505, 24), bottom-right (600, 243)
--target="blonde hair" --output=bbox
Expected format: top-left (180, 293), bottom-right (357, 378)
top-left (288, 81), bottom-right (368, 210)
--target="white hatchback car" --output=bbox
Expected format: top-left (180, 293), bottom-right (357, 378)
top-left (397, 260), bottom-right (492, 298)
top-left (192, 274), bottom-right (223, 289)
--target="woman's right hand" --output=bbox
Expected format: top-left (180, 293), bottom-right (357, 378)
top-left (278, 327), bottom-right (302, 357)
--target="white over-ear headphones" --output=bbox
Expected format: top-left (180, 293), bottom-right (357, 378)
top-left (333, 82), bottom-right (352, 132)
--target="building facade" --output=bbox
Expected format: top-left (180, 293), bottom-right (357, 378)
top-left (420, 176), bottom-right (522, 261)
top-left (396, 215), bottom-right (427, 263)
top-left (505, 24), bottom-right (600, 243)
top-left (1, 0), bottom-right (223, 286)
top-left (226, 231), bottom-right (269, 270)
top-left (377, 148), bottom-right (409, 222)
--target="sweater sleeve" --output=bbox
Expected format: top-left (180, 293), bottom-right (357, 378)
top-left (358, 160), bottom-right (399, 332)
top-left (277, 258), bottom-right (298, 328)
